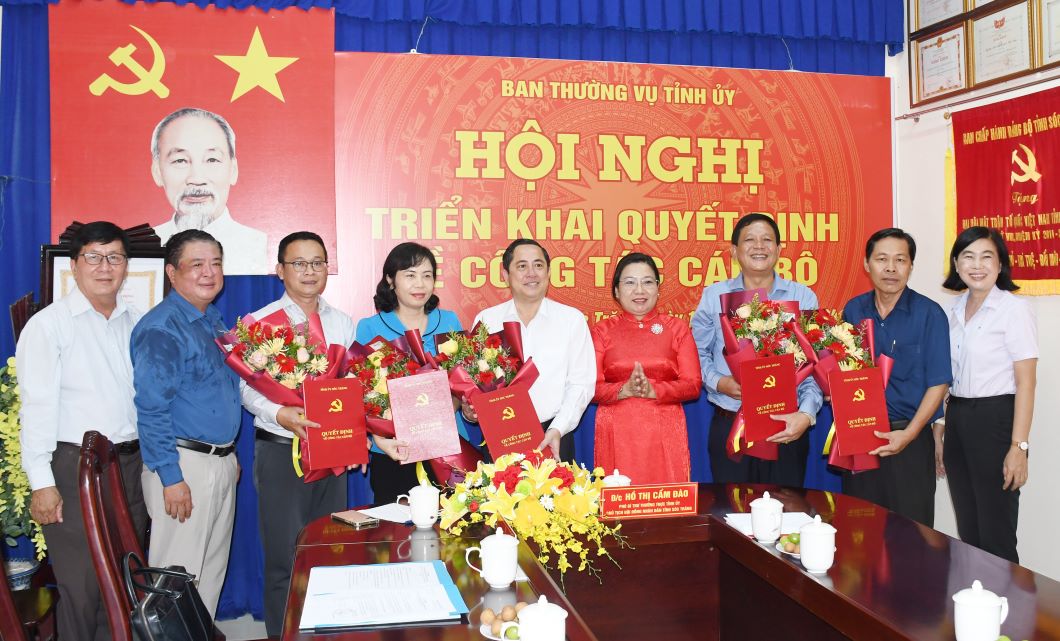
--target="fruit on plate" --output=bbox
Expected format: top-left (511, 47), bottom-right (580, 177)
top-left (780, 533), bottom-right (801, 554)
top-left (481, 608), bottom-right (496, 625)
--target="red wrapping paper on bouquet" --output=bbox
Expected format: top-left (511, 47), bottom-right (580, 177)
top-left (793, 318), bottom-right (894, 472)
top-left (444, 322), bottom-right (540, 403)
top-left (215, 309), bottom-right (348, 482)
top-left (349, 329), bottom-right (483, 487)
top-left (718, 291), bottom-right (809, 461)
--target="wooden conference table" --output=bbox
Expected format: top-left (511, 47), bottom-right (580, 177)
top-left (283, 484), bottom-right (1060, 640)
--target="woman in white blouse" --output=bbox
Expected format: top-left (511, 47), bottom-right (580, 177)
top-left (942, 226), bottom-right (1037, 563)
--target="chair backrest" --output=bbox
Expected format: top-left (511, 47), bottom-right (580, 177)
top-left (78, 431), bottom-right (144, 641)
top-left (0, 569), bottom-right (28, 641)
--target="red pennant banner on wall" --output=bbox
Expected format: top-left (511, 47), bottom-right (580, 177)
top-left (333, 53), bottom-right (892, 324)
top-left (49, 1), bottom-right (336, 275)
top-left (952, 85), bottom-right (1060, 294)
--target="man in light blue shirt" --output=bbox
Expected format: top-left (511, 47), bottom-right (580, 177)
top-left (690, 213), bottom-right (823, 486)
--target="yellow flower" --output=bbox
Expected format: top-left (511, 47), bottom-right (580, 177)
top-left (513, 498), bottom-right (550, 531)
top-left (367, 351), bottom-right (385, 366)
top-left (373, 375), bottom-right (389, 395)
top-left (483, 347), bottom-right (499, 361)
top-left (261, 337), bottom-right (286, 356)
top-left (438, 339), bottom-right (459, 356)
top-left (554, 491), bottom-right (590, 519)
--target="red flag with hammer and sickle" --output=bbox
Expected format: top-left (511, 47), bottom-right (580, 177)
top-left (49, 1), bottom-right (336, 275)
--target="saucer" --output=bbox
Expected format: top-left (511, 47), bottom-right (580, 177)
top-left (775, 542), bottom-right (801, 559)
top-left (479, 623), bottom-right (504, 640)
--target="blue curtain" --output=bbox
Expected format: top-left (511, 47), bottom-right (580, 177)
top-left (0, 0), bottom-right (899, 620)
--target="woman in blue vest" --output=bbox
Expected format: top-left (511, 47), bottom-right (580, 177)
top-left (355, 242), bottom-right (468, 503)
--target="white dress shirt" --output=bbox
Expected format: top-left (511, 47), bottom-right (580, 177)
top-left (240, 294), bottom-right (357, 437)
top-left (473, 297), bottom-right (596, 436)
top-left (17, 286), bottom-right (141, 490)
top-left (154, 208), bottom-right (269, 275)
top-left (948, 286), bottom-right (1037, 398)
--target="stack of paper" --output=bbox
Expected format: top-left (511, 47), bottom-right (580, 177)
top-left (298, 561), bottom-right (468, 631)
top-left (723, 512), bottom-right (815, 537)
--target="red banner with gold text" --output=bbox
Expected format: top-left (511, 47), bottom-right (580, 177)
top-left (334, 53), bottom-right (892, 324)
top-left (952, 86), bottom-right (1060, 295)
top-left (49, 1), bottom-right (336, 275)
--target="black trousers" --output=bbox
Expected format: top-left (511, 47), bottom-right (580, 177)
top-left (46, 442), bottom-right (147, 641)
top-left (368, 452), bottom-right (427, 505)
top-left (944, 395), bottom-right (1020, 563)
top-left (254, 438), bottom-right (346, 637)
top-left (707, 408), bottom-right (809, 487)
top-left (842, 420), bottom-right (936, 527)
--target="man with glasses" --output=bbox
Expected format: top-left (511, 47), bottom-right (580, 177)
top-left (132, 229), bottom-right (241, 618)
top-left (17, 221), bottom-right (146, 641)
top-left (240, 231), bottom-right (356, 637)
top-left (691, 213), bottom-right (823, 486)
top-left (467, 239), bottom-right (596, 461)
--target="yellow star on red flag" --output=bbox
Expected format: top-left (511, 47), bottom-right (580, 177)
top-left (215, 27), bottom-right (298, 102)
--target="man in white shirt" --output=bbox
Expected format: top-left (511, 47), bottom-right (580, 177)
top-left (150, 107), bottom-right (268, 275)
top-left (240, 231), bottom-right (357, 637)
top-left (468, 239), bottom-right (595, 461)
top-left (17, 221), bottom-right (147, 641)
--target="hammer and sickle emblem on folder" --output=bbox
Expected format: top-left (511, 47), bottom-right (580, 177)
top-left (328, 399), bottom-right (343, 413)
top-left (88, 25), bottom-right (170, 98)
top-left (415, 394), bottom-right (429, 407)
top-left (762, 375), bottom-right (776, 389)
top-left (1011, 144), bottom-right (1041, 185)
top-left (501, 406), bottom-right (515, 420)
top-left (853, 388), bottom-right (866, 402)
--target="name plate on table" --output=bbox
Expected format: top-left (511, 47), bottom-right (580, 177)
top-left (600, 483), bottom-right (698, 520)
top-left (388, 370), bottom-right (461, 464)
top-left (474, 383), bottom-right (544, 457)
top-left (303, 379), bottom-right (369, 469)
top-left (740, 353), bottom-right (797, 442)
top-left (828, 368), bottom-right (889, 455)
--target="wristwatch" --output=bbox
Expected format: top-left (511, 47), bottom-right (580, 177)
top-left (1012, 440), bottom-right (1029, 452)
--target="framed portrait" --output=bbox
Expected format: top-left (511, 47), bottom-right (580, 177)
top-left (971, 1), bottom-right (1033, 84)
top-left (41, 246), bottom-right (167, 311)
top-left (913, 24), bottom-right (970, 104)
top-left (914, 0), bottom-right (968, 31)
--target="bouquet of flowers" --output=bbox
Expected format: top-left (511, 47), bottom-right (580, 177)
top-left (719, 291), bottom-right (812, 461)
top-left (216, 311), bottom-right (345, 406)
top-left (434, 322), bottom-right (538, 401)
top-left (345, 338), bottom-right (423, 421)
top-left (792, 313), bottom-right (894, 472)
top-left (440, 450), bottom-right (627, 584)
top-left (216, 310), bottom-right (347, 481)
top-left (347, 330), bottom-right (483, 487)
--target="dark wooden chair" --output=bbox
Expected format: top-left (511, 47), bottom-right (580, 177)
top-left (78, 431), bottom-right (145, 641)
top-left (0, 564), bottom-right (57, 641)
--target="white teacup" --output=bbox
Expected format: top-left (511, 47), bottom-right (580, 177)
top-left (749, 491), bottom-right (783, 544)
top-left (799, 515), bottom-right (836, 574)
top-left (953, 580), bottom-right (1009, 641)
top-left (499, 595), bottom-right (567, 641)
top-left (397, 484), bottom-right (440, 529)
top-left (465, 527), bottom-right (519, 590)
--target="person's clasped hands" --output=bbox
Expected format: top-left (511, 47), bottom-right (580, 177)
top-left (618, 361), bottom-right (656, 400)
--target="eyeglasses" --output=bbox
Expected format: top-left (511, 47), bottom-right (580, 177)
top-left (618, 278), bottom-right (659, 290)
top-left (282, 260), bottom-right (328, 273)
top-left (79, 252), bottom-right (128, 266)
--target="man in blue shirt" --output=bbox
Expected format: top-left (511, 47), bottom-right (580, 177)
top-left (691, 213), bottom-right (823, 486)
top-left (132, 229), bottom-right (241, 618)
top-left (842, 228), bottom-right (951, 527)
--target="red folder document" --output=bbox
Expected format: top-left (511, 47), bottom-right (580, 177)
top-left (302, 379), bottom-right (369, 469)
top-left (388, 370), bottom-right (461, 464)
top-left (828, 368), bottom-right (890, 455)
top-left (740, 353), bottom-right (798, 443)
top-left (474, 383), bottom-right (544, 457)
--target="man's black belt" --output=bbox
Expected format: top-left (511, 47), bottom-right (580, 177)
top-left (175, 438), bottom-right (235, 457)
top-left (255, 428), bottom-right (293, 446)
top-left (115, 440), bottom-right (141, 455)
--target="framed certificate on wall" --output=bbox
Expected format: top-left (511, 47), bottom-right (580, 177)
top-left (914, 0), bottom-right (968, 30)
top-left (42, 248), bottom-right (167, 311)
top-left (914, 24), bottom-right (970, 103)
top-left (1040, 0), bottom-right (1060, 66)
top-left (971, 1), bottom-right (1033, 84)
